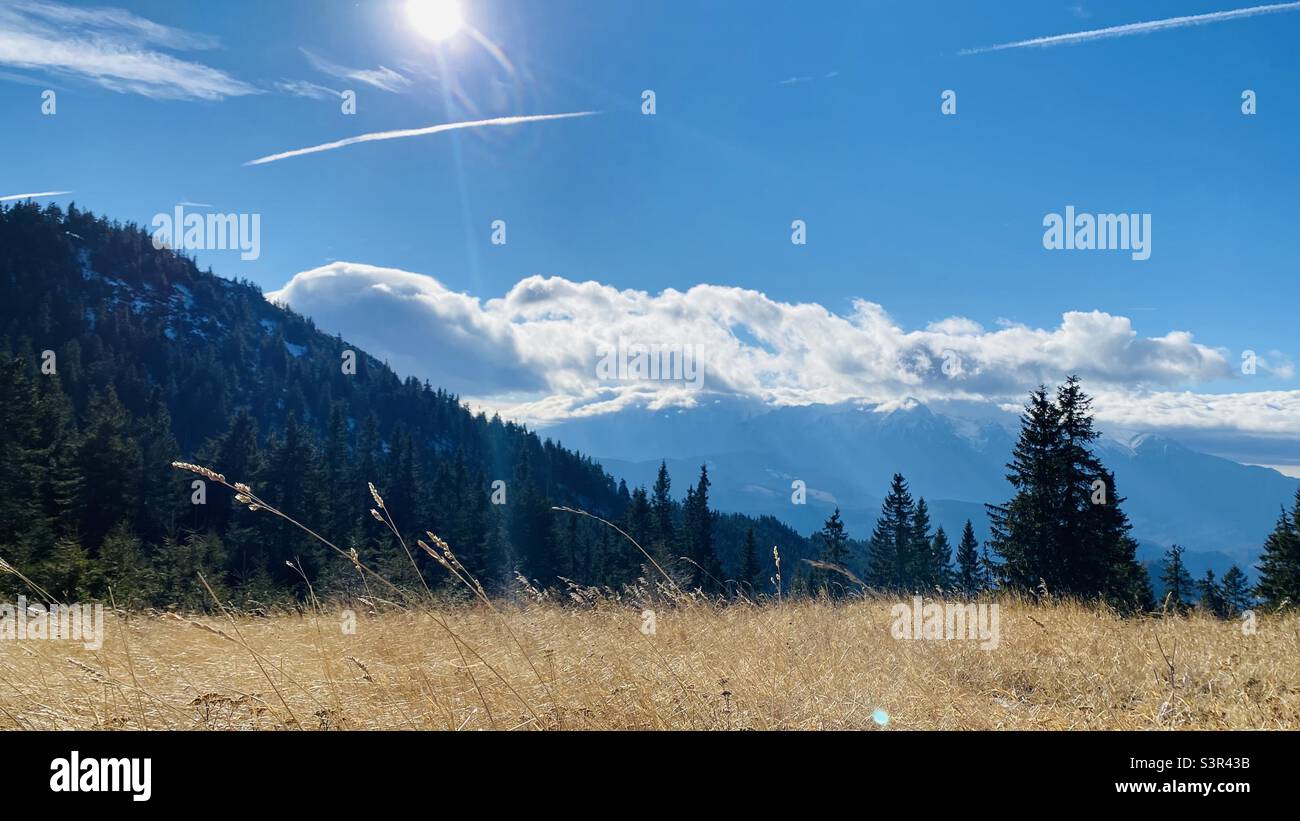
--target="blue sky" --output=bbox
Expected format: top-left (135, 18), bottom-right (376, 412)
top-left (3, 0), bottom-right (1299, 462)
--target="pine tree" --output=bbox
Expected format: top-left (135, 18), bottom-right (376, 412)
top-left (987, 386), bottom-right (1060, 592)
top-left (909, 497), bottom-right (934, 590)
top-left (1160, 544), bottom-right (1193, 614)
top-left (868, 473), bottom-right (914, 590)
top-left (621, 486), bottom-right (654, 583)
top-left (988, 378), bottom-right (1151, 610)
top-left (681, 464), bottom-right (721, 593)
top-left (203, 408), bottom-right (262, 586)
top-left (383, 425), bottom-right (422, 540)
top-left (815, 508), bottom-right (851, 598)
top-left (100, 522), bottom-right (158, 608)
top-left (740, 526), bottom-right (760, 596)
top-left (1255, 490), bottom-right (1300, 609)
top-left (134, 387), bottom-right (183, 545)
top-left (649, 461), bottom-right (675, 567)
top-left (955, 519), bottom-right (982, 595)
top-left (260, 413), bottom-right (324, 588)
top-left (320, 402), bottom-right (350, 540)
top-left (39, 535), bottom-right (102, 601)
top-left (0, 356), bottom-right (50, 591)
top-left (930, 526), bottom-right (953, 592)
top-left (1198, 569), bottom-right (1229, 619)
top-left (158, 531), bottom-right (228, 610)
top-left (1219, 565), bottom-right (1253, 616)
top-left (1084, 469), bottom-right (1153, 613)
top-left (509, 449), bottom-right (558, 588)
top-left (73, 388), bottom-right (143, 549)
top-left (980, 543), bottom-right (1001, 590)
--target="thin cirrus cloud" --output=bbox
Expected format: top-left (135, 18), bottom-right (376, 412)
top-left (275, 79), bottom-right (340, 101)
top-left (0, 0), bottom-right (256, 100)
top-left (265, 261), bottom-right (1297, 439)
top-left (244, 111), bottom-right (601, 166)
top-left (299, 48), bottom-right (411, 94)
top-left (961, 1), bottom-right (1300, 55)
top-left (0, 190), bottom-right (72, 201)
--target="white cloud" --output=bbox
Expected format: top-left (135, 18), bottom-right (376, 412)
top-left (11, 1), bottom-right (219, 50)
top-left (1086, 388), bottom-right (1300, 437)
top-left (300, 48), bottom-right (411, 94)
top-left (0, 1), bottom-right (256, 100)
top-left (275, 79), bottom-right (339, 100)
top-left (962, 1), bottom-right (1300, 55)
top-left (266, 262), bottom-right (1297, 440)
top-left (266, 263), bottom-right (546, 395)
top-left (926, 316), bottom-right (984, 335)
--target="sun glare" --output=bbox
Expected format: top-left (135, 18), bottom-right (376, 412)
top-left (407, 0), bottom-right (463, 42)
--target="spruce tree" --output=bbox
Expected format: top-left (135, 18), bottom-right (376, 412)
top-left (909, 497), bottom-right (934, 590)
top-left (73, 388), bottom-right (143, 549)
top-left (988, 378), bottom-right (1151, 610)
top-left (0, 356), bottom-right (50, 590)
top-left (980, 543), bottom-right (1000, 590)
top-left (320, 402), bottom-right (350, 539)
top-left (930, 526), bottom-right (954, 592)
top-left (100, 522), bottom-right (158, 608)
top-left (740, 526), bottom-right (760, 595)
top-left (649, 461), bottom-right (676, 566)
top-left (622, 486), bottom-right (654, 582)
top-left (1198, 570), bottom-right (1229, 619)
top-left (955, 519), bottom-right (982, 595)
top-left (1255, 490), bottom-right (1300, 609)
top-left (1085, 469), bottom-right (1152, 613)
top-left (1160, 544), bottom-right (1193, 614)
top-left (508, 449), bottom-right (558, 589)
top-left (133, 388), bottom-right (183, 545)
top-left (815, 508), bottom-right (851, 598)
top-left (681, 464), bottom-right (721, 592)
top-left (868, 473), bottom-right (914, 590)
top-left (260, 413), bottom-right (324, 588)
top-left (39, 535), bottom-right (102, 601)
top-left (987, 386), bottom-right (1060, 592)
top-left (1219, 565), bottom-right (1253, 616)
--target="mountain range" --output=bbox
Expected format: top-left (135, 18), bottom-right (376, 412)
top-left (545, 397), bottom-right (1298, 580)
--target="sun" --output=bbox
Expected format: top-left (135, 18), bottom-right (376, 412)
top-left (407, 0), bottom-right (463, 42)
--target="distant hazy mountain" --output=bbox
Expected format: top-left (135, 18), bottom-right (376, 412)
top-left (546, 398), bottom-right (1298, 577)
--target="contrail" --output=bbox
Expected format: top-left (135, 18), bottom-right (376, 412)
top-left (0, 190), bottom-right (72, 201)
top-left (245, 111), bottom-right (600, 166)
top-left (961, 1), bottom-right (1300, 55)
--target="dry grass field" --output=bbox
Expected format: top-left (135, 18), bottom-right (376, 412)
top-left (2, 595), bottom-right (1297, 730)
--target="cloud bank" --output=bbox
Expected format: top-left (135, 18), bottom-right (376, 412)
top-left (267, 262), bottom-right (1298, 440)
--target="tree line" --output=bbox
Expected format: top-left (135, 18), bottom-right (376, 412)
top-left (800, 376), bottom-right (1300, 616)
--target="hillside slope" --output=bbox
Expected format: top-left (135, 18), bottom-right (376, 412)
top-left (1, 202), bottom-right (811, 602)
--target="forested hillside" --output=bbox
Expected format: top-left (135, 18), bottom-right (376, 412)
top-left (0, 202), bottom-right (813, 605)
